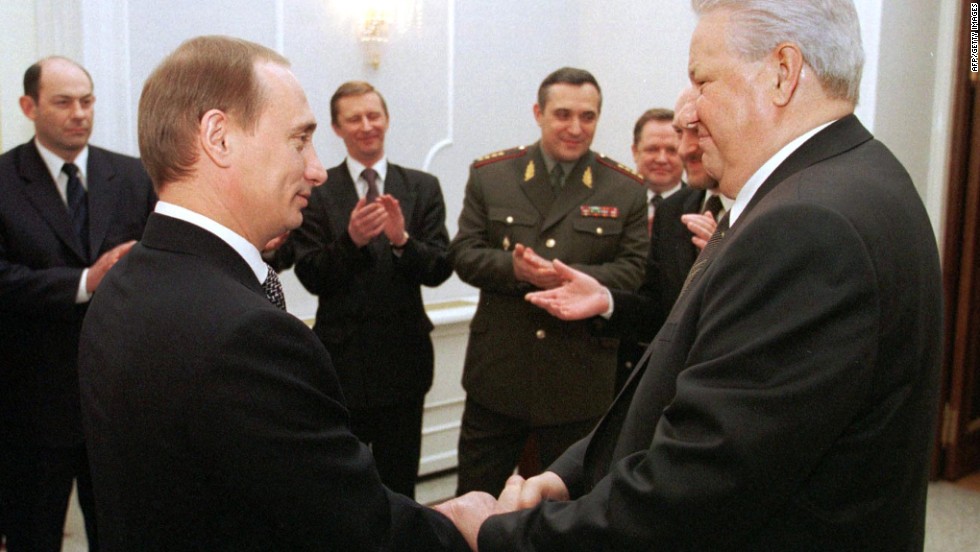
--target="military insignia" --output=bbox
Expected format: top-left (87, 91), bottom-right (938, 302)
top-left (524, 160), bottom-right (535, 182)
top-left (582, 166), bottom-right (593, 188)
top-left (502, 236), bottom-right (511, 250)
top-left (473, 146), bottom-right (529, 169)
top-left (580, 205), bottom-right (620, 218)
top-left (595, 154), bottom-right (644, 184)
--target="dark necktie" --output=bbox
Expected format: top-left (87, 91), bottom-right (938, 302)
top-left (362, 168), bottom-right (380, 203)
top-left (703, 194), bottom-right (724, 219)
top-left (262, 264), bottom-right (286, 310)
top-left (678, 212), bottom-right (730, 300)
top-left (549, 164), bottom-right (565, 197)
top-left (648, 193), bottom-right (663, 236)
top-left (63, 162), bottom-right (90, 259)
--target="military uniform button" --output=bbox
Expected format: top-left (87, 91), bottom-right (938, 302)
top-left (535, 329), bottom-right (546, 339)
top-left (545, 239), bottom-right (556, 248)
top-left (506, 216), bottom-right (514, 224)
top-left (596, 227), bottom-right (604, 235)
top-left (625, 361), bottom-right (633, 369)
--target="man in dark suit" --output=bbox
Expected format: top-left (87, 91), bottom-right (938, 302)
top-left (436, 2), bottom-right (944, 550)
top-left (449, 67), bottom-right (649, 497)
top-left (78, 36), bottom-right (466, 551)
top-left (611, 107), bottom-right (685, 389)
top-left (0, 56), bottom-right (155, 552)
top-left (286, 81), bottom-right (452, 499)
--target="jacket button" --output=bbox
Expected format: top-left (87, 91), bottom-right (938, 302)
top-left (535, 329), bottom-right (546, 339)
top-left (506, 216), bottom-right (514, 224)
top-left (596, 227), bottom-right (604, 235)
top-left (545, 238), bottom-right (556, 248)
top-left (625, 361), bottom-right (633, 369)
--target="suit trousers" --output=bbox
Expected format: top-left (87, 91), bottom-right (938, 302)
top-left (348, 400), bottom-right (425, 499)
top-left (2, 444), bottom-right (98, 552)
top-left (455, 398), bottom-right (599, 496)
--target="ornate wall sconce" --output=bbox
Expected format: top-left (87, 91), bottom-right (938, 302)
top-left (350, 0), bottom-right (421, 69)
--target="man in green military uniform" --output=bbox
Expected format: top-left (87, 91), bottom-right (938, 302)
top-left (450, 67), bottom-right (649, 496)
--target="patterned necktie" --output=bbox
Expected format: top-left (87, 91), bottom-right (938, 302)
top-left (648, 193), bottom-right (663, 236)
top-left (703, 194), bottom-right (724, 219)
top-left (678, 212), bottom-right (730, 300)
top-left (362, 168), bottom-right (380, 203)
top-left (62, 162), bottom-right (90, 260)
top-left (262, 264), bottom-right (286, 310)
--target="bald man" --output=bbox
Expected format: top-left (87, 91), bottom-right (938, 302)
top-left (0, 56), bottom-right (155, 552)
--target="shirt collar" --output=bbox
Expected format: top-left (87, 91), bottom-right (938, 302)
top-left (346, 157), bottom-right (388, 194)
top-left (649, 182), bottom-right (683, 202)
top-left (727, 120), bottom-right (835, 226)
top-left (154, 201), bottom-right (268, 284)
top-left (35, 138), bottom-right (89, 187)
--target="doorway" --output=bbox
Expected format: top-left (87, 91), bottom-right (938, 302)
top-left (935, 0), bottom-right (980, 481)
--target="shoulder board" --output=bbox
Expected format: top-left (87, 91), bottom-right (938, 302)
top-left (595, 154), bottom-right (644, 184)
top-left (473, 146), bottom-right (529, 168)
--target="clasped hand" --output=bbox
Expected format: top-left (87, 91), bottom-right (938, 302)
top-left (348, 195), bottom-right (407, 248)
top-left (512, 243), bottom-right (563, 289)
top-left (433, 472), bottom-right (569, 551)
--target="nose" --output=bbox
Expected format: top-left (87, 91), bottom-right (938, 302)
top-left (359, 116), bottom-right (372, 132)
top-left (71, 100), bottom-right (87, 119)
top-left (306, 146), bottom-right (327, 187)
top-left (567, 117), bottom-right (583, 136)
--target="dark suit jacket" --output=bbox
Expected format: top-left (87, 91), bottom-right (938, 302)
top-left (0, 140), bottom-right (154, 448)
top-left (480, 116), bottom-right (943, 551)
top-left (290, 161), bottom-right (452, 408)
top-left (78, 214), bottom-right (466, 551)
top-left (606, 185), bottom-right (705, 373)
top-left (450, 144), bottom-right (649, 425)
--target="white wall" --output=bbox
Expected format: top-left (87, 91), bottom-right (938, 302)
top-left (0, 0), bottom-right (958, 317)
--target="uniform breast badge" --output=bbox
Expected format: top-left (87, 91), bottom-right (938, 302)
top-left (582, 166), bottom-right (593, 188)
top-left (524, 160), bottom-right (535, 182)
top-left (502, 236), bottom-right (511, 250)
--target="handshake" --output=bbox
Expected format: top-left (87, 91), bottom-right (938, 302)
top-left (433, 471), bottom-right (570, 551)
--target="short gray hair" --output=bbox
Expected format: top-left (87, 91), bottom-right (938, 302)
top-left (691, 0), bottom-right (863, 104)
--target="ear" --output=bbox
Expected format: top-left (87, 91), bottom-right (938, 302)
top-left (331, 121), bottom-right (343, 138)
top-left (631, 142), bottom-right (640, 161)
top-left (199, 109), bottom-right (233, 169)
top-left (19, 96), bottom-right (36, 120)
top-left (533, 103), bottom-right (544, 126)
top-left (772, 43), bottom-right (805, 107)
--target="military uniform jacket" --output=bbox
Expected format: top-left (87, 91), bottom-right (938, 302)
top-left (450, 143), bottom-right (648, 425)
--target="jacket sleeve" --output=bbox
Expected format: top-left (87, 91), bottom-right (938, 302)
top-left (393, 173), bottom-right (453, 287)
top-left (189, 308), bottom-right (468, 551)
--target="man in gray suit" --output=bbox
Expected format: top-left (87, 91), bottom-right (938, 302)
top-left (437, 2), bottom-right (943, 550)
top-left (449, 67), bottom-right (648, 497)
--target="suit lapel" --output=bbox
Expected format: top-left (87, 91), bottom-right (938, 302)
top-left (17, 142), bottom-right (89, 263)
top-left (540, 151), bottom-right (595, 233)
top-left (683, 189), bottom-right (705, 215)
top-left (327, 164), bottom-right (360, 229)
top-left (384, 164), bottom-right (416, 230)
top-left (87, 147), bottom-right (119, 261)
